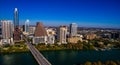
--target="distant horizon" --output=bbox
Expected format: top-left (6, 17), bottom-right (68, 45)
top-left (0, 0), bottom-right (120, 28)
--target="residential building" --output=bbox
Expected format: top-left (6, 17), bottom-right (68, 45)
top-left (0, 20), bottom-right (14, 45)
top-left (46, 28), bottom-right (55, 44)
top-left (85, 33), bottom-right (97, 40)
top-left (29, 26), bottom-right (36, 34)
top-left (67, 34), bottom-right (83, 43)
top-left (57, 26), bottom-right (67, 44)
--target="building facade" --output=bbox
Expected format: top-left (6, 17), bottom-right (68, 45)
top-left (67, 34), bottom-right (83, 43)
top-left (14, 8), bottom-right (19, 28)
top-left (25, 19), bottom-right (30, 33)
top-left (29, 26), bottom-right (36, 34)
top-left (46, 28), bottom-right (55, 44)
top-left (57, 26), bottom-right (67, 44)
top-left (13, 8), bottom-right (21, 42)
top-left (0, 20), bottom-right (14, 45)
top-left (33, 22), bottom-right (48, 44)
top-left (70, 23), bottom-right (77, 37)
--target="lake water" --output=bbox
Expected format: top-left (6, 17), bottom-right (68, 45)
top-left (0, 49), bottom-right (120, 65)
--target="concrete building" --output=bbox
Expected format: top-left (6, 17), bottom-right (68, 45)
top-left (85, 33), bottom-right (97, 40)
top-left (29, 26), bottom-right (36, 34)
top-left (57, 26), bottom-right (67, 44)
top-left (70, 23), bottom-right (77, 37)
top-left (0, 20), bottom-right (14, 45)
top-left (46, 28), bottom-right (55, 44)
top-left (33, 22), bottom-right (48, 44)
top-left (67, 34), bottom-right (83, 43)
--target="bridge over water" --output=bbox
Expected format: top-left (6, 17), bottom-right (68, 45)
top-left (23, 35), bottom-right (51, 65)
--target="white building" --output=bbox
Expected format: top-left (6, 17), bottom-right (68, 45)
top-left (29, 26), bottom-right (36, 34)
top-left (46, 28), bottom-right (55, 44)
top-left (57, 26), bottom-right (67, 44)
top-left (0, 20), bottom-right (14, 45)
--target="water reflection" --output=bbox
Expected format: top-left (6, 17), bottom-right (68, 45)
top-left (2, 55), bottom-right (14, 65)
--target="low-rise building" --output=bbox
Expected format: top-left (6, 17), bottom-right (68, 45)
top-left (29, 26), bottom-right (36, 34)
top-left (67, 34), bottom-right (83, 43)
top-left (85, 33), bottom-right (97, 40)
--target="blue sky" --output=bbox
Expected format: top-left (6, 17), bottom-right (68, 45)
top-left (0, 0), bottom-right (120, 28)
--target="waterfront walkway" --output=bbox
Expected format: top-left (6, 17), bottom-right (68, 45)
top-left (23, 35), bottom-right (51, 65)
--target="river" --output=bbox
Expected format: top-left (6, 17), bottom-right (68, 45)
top-left (0, 49), bottom-right (120, 65)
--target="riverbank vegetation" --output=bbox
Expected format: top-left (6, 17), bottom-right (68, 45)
top-left (0, 38), bottom-right (120, 53)
top-left (78, 60), bottom-right (120, 65)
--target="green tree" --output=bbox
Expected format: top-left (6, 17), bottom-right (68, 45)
top-left (84, 61), bottom-right (92, 65)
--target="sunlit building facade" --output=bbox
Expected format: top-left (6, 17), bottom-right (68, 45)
top-left (33, 22), bottom-right (48, 44)
top-left (57, 26), bottom-right (67, 44)
top-left (25, 19), bottom-right (30, 33)
top-left (0, 20), bottom-right (14, 45)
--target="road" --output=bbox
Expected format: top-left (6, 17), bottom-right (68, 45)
top-left (23, 35), bottom-right (51, 65)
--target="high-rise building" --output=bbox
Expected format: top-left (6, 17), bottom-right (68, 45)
top-left (46, 28), bottom-right (55, 44)
top-left (57, 26), bottom-right (67, 44)
top-left (13, 8), bottom-right (21, 42)
top-left (33, 22), bottom-right (48, 44)
top-left (13, 27), bottom-right (21, 42)
top-left (1, 20), bottom-right (13, 39)
top-left (0, 20), bottom-right (14, 45)
top-left (14, 8), bottom-right (19, 28)
top-left (25, 19), bottom-right (30, 33)
top-left (70, 23), bottom-right (77, 37)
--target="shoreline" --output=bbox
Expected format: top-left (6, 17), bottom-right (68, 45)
top-left (0, 48), bottom-right (119, 54)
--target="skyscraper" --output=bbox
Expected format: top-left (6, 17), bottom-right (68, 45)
top-left (14, 8), bottom-right (19, 28)
top-left (13, 8), bottom-right (21, 42)
top-left (1, 20), bottom-right (13, 39)
top-left (13, 27), bottom-right (21, 42)
top-left (70, 23), bottom-right (77, 37)
top-left (33, 22), bottom-right (48, 44)
top-left (57, 26), bottom-right (67, 44)
top-left (46, 28), bottom-right (55, 44)
top-left (0, 20), bottom-right (14, 45)
top-left (25, 19), bottom-right (30, 33)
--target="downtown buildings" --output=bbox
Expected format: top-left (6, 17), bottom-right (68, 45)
top-left (13, 8), bottom-right (21, 42)
top-left (70, 23), bottom-right (77, 37)
top-left (0, 8), bottom-right (20, 45)
top-left (57, 26), bottom-right (67, 44)
top-left (25, 19), bottom-right (30, 33)
top-left (33, 22), bottom-right (48, 44)
top-left (14, 8), bottom-right (19, 28)
top-left (0, 20), bottom-right (14, 45)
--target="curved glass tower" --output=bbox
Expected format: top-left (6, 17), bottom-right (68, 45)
top-left (14, 8), bottom-right (19, 28)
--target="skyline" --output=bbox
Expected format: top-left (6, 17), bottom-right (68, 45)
top-left (0, 0), bottom-right (120, 28)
